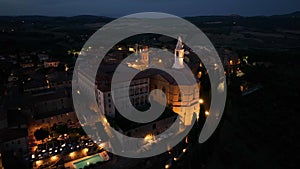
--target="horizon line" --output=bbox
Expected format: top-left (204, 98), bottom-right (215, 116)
top-left (0, 10), bottom-right (299, 19)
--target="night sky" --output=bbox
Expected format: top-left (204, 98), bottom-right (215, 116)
top-left (0, 0), bottom-right (300, 17)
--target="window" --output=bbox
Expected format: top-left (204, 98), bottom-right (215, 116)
top-left (193, 88), bottom-right (197, 99)
top-left (135, 98), bottom-right (139, 105)
top-left (162, 87), bottom-right (166, 97)
top-left (178, 93), bottom-right (182, 102)
top-left (141, 96), bottom-right (145, 105)
top-left (130, 89), bottom-right (134, 96)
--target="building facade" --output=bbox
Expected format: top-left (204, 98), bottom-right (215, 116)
top-left (0, 129), bottom-right (28, 156)
top-left (77, 36), bottom-right (200, 126)
top-left (150, 73), bottom-right (200, 126)
top-left (96, 76), bottom-right (150, 118)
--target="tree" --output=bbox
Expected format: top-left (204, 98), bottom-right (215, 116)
top-left (34, 128), bottom-right (49, 142)
top-left (55, 124), bottom-right (69, 135)
top-left (77, 127), bottom-right (87, 136)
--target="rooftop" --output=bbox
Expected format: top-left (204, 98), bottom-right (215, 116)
top-left (34, 107), bottom-right (74, 120)
top-left (0, 128), bottom-right (28, 143)
top-left (7, 109), bottom-right (27, 127)
top-left (47, 71), bottom-right (72, 83)
top-left (32, 89), bottom-right (71, 103)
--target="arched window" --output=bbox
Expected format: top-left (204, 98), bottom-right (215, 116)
top-left (193, 88), bottom-right (198, 100)
top-left (162, 87), bottom-right (166, 97)
top-left (176, 51), bottom-right (179, 57)
top-left (178, 92), bottom-right (182, 102)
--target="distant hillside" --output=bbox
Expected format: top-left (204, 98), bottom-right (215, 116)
top-left (0, 11), bottom-right (299, 56)
top-left (1, 11), bottom-right (299, 31)
top-left (185, 11), bottom-right (300, 31)
top-left (0, 15), bottom-right (113, 25)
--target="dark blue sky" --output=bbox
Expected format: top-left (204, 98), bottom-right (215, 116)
top-left (1, 0), bottom-right (299, 17)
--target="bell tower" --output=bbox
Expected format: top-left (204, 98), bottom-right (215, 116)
top-left (172, 36), bottom-right (184, 69)
top-left (141, 46), bottom-right (149, 66)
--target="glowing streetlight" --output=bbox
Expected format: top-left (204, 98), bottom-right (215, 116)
top-left (167, 145), bottom-right (171, 154)
top-left (144, 134), bottom-right (153, 142)
top-left (82, 148), bottom-right (89, 155)
top-left (129, 47), bottom-right (135, 52)
top-left (197, 71), bottom-right (202, 78)
top-left (69, 152), bottom-right (76, 158)
top-left (103, 117), bottom-right (108, 124)
top-left (50, 155), bottom-right (58, 162)
top-left (65, 64), bottom-right (69, 72)
top-left (205, 111), bottom-right (210, 117)
top-left (214, 63), bottom-right (218, 70)
top-left (36, 160), bottom-right (43, 166)
top-left (198, 99), bottom-right (204, 104)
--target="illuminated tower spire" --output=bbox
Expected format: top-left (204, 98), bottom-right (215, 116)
top-left (172, 36), bottom-right (184, 69)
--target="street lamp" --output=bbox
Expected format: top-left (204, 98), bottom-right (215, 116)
top-left (82, 148), bottom-right (88, 156)
top-left (36, 160), bottom-right (43, 167)
top-left (69, 152), bottom-right (76, 158)
top-left (205, 111), bottom-right (210, 117)
top-left (198, 99), bottom-right (204, 104)
top-left (144, 134), bottom-right (153, 143)
top-left (50, 155), bottom-right (58, 162)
